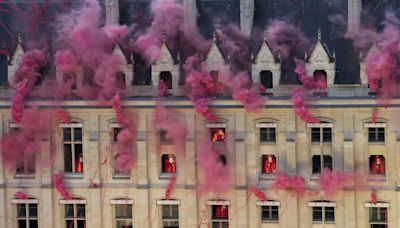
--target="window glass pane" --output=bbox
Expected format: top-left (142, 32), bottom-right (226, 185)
top-left (18, 220), bottom-right (27, 228)
top-left (65, 220), bottom-right (74, 228)
top-left (162, 205), bottom-right (170, 219)
top-left (260, 128), bottom-right (276, 142)
top-left (322, 128), bottom-right (332, 142)
top-left (77, 220), bottom-right (86, 228)
top-left (325, 207), bottom-right (335, 222)
top-left (116, 204), bottom-right (132, 219)
top-left (29, 220), bottom-right (38, 228)
top-left (74, 128), bottom-right (82, 141)
top-left (63, 128), bottom-right (72, 141)
top-left (28, 204), bottom-right (37, 217)
top-left (311, 128), bottom-right (320, 142)
top-left (77, 205), bottom-right (85, 218)
top-left (323, 155), bottom-right (333, 170)
top-left (64, 144), bottom-right (73, 172)
top-left (312, 207), bottom-right (323, 221)
top-left (65, 205), bottom-right (74, 218)
top-left (171, 205), bottom-right (179, 219)
top-left (312, 156), bottom-right (321, 174)
top-left (271, 206), bottom-right (279, 220)
top-left (117, 220), bottom-right (133, 228)
top-left (261, 206), bottom-right (270, 220)
top-left (379, 208), bottom-right (387, 222)
top-left (17, 204), bottom-right (26, 217)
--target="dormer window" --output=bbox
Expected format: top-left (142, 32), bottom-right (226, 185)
top-left (210, 71), bottom-right (221, 90)
top-left (260, 71), bottom-right (273, 90)
top-left (313, 70), bottom-right (327, 89)
top-left (63, 73), bottom-right (77, 90)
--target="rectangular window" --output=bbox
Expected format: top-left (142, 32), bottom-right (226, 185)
top-left (312, 155), bottom-right (332, 174)
top-left (260, 128), bottom-right (276, 143)
top-left (211, 205), bottom-right (229, 228)
top-left (369, 207), bottom-right (387, 228)
top-left (211, 128), bottom-right (226, 143)
top-left (159, 129), bottom-right (171, 144)
top-left (311, 128), bottom-right (332, 143)
top-left (65, 204), bottom-right (85, 228)
top-left (261, 155), bottom-right (277, 174)
top-left (16, 203), bottom-right (38, 228)
top-left (161, 204), bottom-right (179, 228)
top-left (311, 205), bottom-right (334, 223)
top-left (10, 126), bottom-right (35, 176)
top-left (161, 154), bottom-right (177, 173)
top-left (63, 126), bottom-right (83, 174)
top-left (115, 204), bottom-right (133, 228)
top-left (368, 128), bottom-right (385, 143)
top-left (261, 205), bottom-right (279, 222)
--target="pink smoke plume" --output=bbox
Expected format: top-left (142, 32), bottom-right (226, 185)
top-left (184, 55), bottom-right (217, 122)
top-left (133, 0), bottom-right (184, 64)
top-left (291, 88), bottom-right (319, 123)
top-left (371, 191), bottom-right (377, 205)
top-left (265, 20), bottom-right (310, 60)
top-left (294, 59), bottom-right (327, 89)
top-left (371, 109), bottom-right (379, 123)
top-left (248, 186), bottom-right (267, 201)
top-left (11, 50), bottom-right (46, 123)
top-left (55, 0), bottom-right (127, 100)
top-left (56, 108), bottom-right (71, 124)
top-left (14, 191), bottom-right (28, 200)
top-left (197, 139), bottom-right (231, 196)
top-left (272, 173), bottom-right (305, 197)
top-left (1, 108), bottom-right (52, 171)
top-left (155, 103), bottom-right (186, 156)
top-left (218, 69), bottom-right (264, 112)
top-left (111, 93), bottom-right (137, 173)
top-left (54, 174), bottom-right (72, 200)
top-left (165, 175), bottom-right (177, 200)
top-left (319, 169), bottom-right (368, 198)
top-left (158, 80), bottom-right (168, 97)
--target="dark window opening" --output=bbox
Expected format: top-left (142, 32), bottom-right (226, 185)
top-left (113, 127), bottom-right (121, 142)
top-left (211, 128), bottom-right (226, 142)
top-left (261, 205), bottom-right (279, 222)
top-left (369, 155), bottom-right (385, 175)
top-left (63, 73), bottom-right (77, 90)
top-left (210, 71), bottom-right (221, 91)
top-left (262, 155), bottom-right (277, 174)
top-left (116, 71), bottom-right (126, 89)
top-left (161, 154), bottom-right (177, 173)
top-left (160, 71), bottom-right (173, 90)
top-left (311, 127), bottom-right (332, 143)
top-left (212, 205), bottom-right (228, 219)
top-left (369, 207), bottom-right (387, 224)
top-left (259, 127), bottom-right (276, 143)
top-left (260, 71), bottom-right (273, 89)
top-left (368, 127), bottom-right (385, 143)
top-left (65, 204), bottom-right (86, 228)
top-left (313, 70), bottom-right (327, 89)
top-left (312, 155), bottom-right (332, 174)
top-left (63, 126), bottom-right (83, 174)
top-left (115, 204), bottom-right (133, 228)
top-left (219, 154), bottom-right (227, 166)
top-left (17, 203), bottom-right (38, 228)
top-left (159, 129), bottom-right (171, 143)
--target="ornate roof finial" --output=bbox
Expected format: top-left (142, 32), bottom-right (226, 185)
top-left (332, 50), bottom-right (336, 59)
top-left (130, 52), bottom-right (134, 65)
top-left (317, 27), bottom-right (322, 41)
top-left (212, 30), bottom-right (217, 43)
top-left (304, 52), bottom-right (308, 60)
top-left (177, 51), bottom-right (181, 63)
top-left (263, 30), bottom-right (267, 41)
top-left (17, 32), bottom-right (22, 45)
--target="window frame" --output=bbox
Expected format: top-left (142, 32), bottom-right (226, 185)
top-left (160, 204), bottom-right (179, 228)
top-left (60, 123), bottom-right (84, 175)
top-left (111, 199), bottom-right (134, 228)
top-left (261, 154), bottom-right (278, 175)
top-left (207, 201), bottom-right (229, 228)
top-left (62, 201), bottom-right (86, 228)
top-left (13, 200), bottom-right (38, 228)
top-left (10, 123), bottom-right (36, 178)
top-left (365, 123), bottom-right (386, 144)
top-left (256, 122), bottom-right (277, 144)
top-left (308, 201), bottom-right (336, 224)
top-left (366, 204), bottom-right (388, 227)
top-left (312, 155), bottom-right (333, 175)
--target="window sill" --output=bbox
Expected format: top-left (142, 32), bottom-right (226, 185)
top-left (113, 174), bottom-right (130, 180)
top-left (14, 173), bottom-right (35, 179)
top-left (259, 174), bottom-right (276, 180)
top-left (367, 142), bottom-right (385, 145)
top-left (368, 175), bottom-right (386, 182)
top-left (63, 173), bottom-right (84, 179)
top-left (261, 220), bottom-right (279, 223)
top-left (312, 221), bottom-right (335, 224)
top-left (259, 142), bottom-right (277, 145)
top-left (311, 142), bottom-right (332, 145)
top-left (159, 173), bottom-right (176, 179)
top-left (310, 174), bottom-right (321, 180)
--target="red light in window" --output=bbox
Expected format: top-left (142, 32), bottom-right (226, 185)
top-left (263, 155), bottom-right (277, 174)
top-left (162, 155), bottom-right (176, 173)
top-left (370, 155), bottom-right (385, 175)
top-left (212, 128), bottom-right (226, 142)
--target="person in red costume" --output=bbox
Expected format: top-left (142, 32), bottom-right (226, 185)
top-left (370, 155), bottom-right (385, 175)
top-left (212, 128), bottom-right (226, 142)
top-left (263, 155), bottom-right (277, 174)
top-left (75, 153), bottom-right (83, 173)
top-left (214, 205), bottom-right (228, 218)
top-left (163, 154), bottom-right (176, 173)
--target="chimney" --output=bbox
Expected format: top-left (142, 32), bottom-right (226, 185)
top-left (183, 0), bottom-right (197, 32)
top-left (348, 0), bottom-right (362, 33)
top-left (240, 0), bottom-right (254, 37)
top-left (105, 0), bottom-right (120, 25)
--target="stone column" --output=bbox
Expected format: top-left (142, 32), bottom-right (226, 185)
top-left (240, 0), bottom-right (254, 37)
top-left (348, 0), bottom-right (362, 33)
top-left (105, 0), bottom-right (120, 25)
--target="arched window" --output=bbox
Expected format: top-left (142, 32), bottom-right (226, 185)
top-left (159, 71), bottom-right (173, 89)
top-left (259, 71), bottom-right (273, 89)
